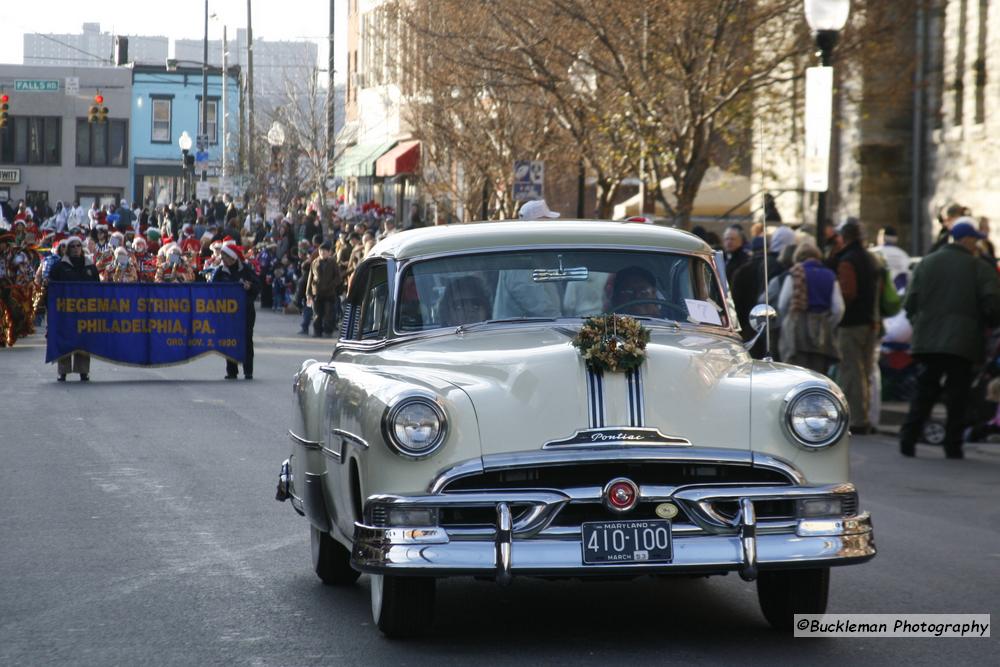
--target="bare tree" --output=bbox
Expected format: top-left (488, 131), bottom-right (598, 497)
top-left (400, 0), bottom-right (908, 227)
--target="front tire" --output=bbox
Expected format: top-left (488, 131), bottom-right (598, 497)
top-left (756, 568), bottom-right (830, 630)
top-left (370, 574), bottom-right (436, 638)
top-left (310, 525), bottom-right (360, 585)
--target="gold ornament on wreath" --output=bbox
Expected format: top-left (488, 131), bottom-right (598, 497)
top-left (572, 314), bottom-right (651, 373)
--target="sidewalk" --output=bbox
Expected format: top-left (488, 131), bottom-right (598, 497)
top-left (877, 400), bottom-right (1000, 457)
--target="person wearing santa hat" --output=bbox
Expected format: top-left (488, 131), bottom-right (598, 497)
top-left (213, 243), bottom-right (260, 379)
top-left (179, 223), bottom-right (201, 257)
top-left (131, 236), bottom-right (157, 282)
top-left (101, 247), bottom-right (139, 283)
top-left (155, 243), bottom-right (196, 283)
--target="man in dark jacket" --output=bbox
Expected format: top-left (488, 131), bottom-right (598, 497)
top-left (731, 236), bottom-right (777, 358)
top-left (831, 220), bottom-right (880, 434)
top-left (49, 236), bottom-right (101, 381)
top-left (722, 225), bottom-right (751, 288)
top-left (307, 241), bottom-right (341, 337)
top-left (899, 220), bottom-right (1000, 458)
top-left (214, 245), bottom-right (260, 380)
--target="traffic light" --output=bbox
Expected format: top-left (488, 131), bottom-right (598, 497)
top-left (88, 94), bottom-right (100, 123)
top-left (0, 94), bottom-right (9, 129)
top-left (89, 94), bottom-right (108, 123)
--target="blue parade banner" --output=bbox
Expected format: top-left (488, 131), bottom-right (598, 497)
top-left (46, 282), bottom-right (246, 366)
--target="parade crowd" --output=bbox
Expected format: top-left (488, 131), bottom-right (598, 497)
top-left (4, 193), bottom-right (999, 458)
top-left (0, 195), bottom-right (400, 373)
top-left (715, 201), bottom-right (1000, 460)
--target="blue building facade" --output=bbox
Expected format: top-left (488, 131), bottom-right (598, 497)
top-left (130, 65), bottom-right (240, 207)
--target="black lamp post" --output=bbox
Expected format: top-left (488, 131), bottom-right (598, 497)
top-left (179, 131), bottom-right (195, 201)
top-left (804, 0), bottom-right (850, 250)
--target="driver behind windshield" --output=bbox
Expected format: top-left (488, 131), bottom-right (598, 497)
top-left (439, 276), bottom-right (492, 327)
top-left (610, 266), bottom-right (662, 317)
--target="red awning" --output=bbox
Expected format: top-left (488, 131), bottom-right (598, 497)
top-left (375, 140), bottom-right (420, 177)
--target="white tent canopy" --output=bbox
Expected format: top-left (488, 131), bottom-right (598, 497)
top-left (613, 167), bottom-right (752, 219)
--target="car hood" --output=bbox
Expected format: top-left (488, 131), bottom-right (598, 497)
top-left (374, 325), bottom-right (753, 456)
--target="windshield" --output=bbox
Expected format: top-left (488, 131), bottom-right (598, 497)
top-left (396, 249), bottom-right (728, 332)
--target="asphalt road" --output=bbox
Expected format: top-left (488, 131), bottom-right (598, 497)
top-left (1, 311), bottom-right (997, 666)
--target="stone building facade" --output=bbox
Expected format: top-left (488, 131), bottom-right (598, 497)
top-left (925, 0), bottom-right (1000, 245)
top-left (754, 0), bottom-right (1000, 255)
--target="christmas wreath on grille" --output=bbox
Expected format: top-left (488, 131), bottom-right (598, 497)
top-left (572, 314), bottom-right (651, 373)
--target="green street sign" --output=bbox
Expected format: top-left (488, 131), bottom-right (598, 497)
top-left (15, 80), bottom-right (60, 92)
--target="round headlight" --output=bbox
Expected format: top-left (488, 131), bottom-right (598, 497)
top-left (782, 384), bottom-right (847, 449)
top-left (382, 396), bottom-right (447, 458)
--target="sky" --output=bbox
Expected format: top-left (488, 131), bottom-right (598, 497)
top-left (0, 0), bottom-right (348, 84)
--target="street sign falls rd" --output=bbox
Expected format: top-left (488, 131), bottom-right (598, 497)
top-left (15, 80), bottom-right (60, 92)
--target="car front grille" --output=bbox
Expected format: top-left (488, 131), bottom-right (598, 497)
top-left (442, 461), bottom-right (792, 492)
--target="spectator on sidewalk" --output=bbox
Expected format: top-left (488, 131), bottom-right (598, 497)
top-left (306, 241), bottom-right (341, 338)
top-left (777, 243), bottom-right (843, 375)
top-left (831, 219), bottom-right (880, 434)
top-left (872, 226), bottom-right (911, 291)
top-left (899, 220), bottom-right (1000, 458)
top-left (929, 202), bottom-right (968, 254)
top-left (722, 225), bottom-right (750, 288)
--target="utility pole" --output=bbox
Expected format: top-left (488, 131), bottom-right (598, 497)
top-left (222, 24), bottom-right (228, 193)
top-left (201, 0), bottom-right (209, 188)
top-left (246, 0), bottom-right (255, 185)
top-left (326, 0), bottom-right (336, 167)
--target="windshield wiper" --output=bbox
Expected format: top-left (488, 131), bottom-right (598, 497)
top-left (455, 317), bottom-right (558, 334)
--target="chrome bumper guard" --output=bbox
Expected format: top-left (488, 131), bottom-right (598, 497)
top-left (351, 483), bottom-right (876, 581)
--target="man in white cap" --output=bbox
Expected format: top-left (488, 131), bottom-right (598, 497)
top-left (492, 200), bottom-right (563, 319)
top-left (518, 199), bottom-right (560, 220)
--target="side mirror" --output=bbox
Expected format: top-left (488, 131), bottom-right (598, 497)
top-left (749, 304), bottom-right (777, 332)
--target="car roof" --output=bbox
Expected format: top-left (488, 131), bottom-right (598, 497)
top-left (371, 219), bottom-right (713, 260)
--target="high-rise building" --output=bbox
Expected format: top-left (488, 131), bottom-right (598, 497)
top-left (175, 30), bottom-right (318, 113)
top-left (23, 23), bottom-right (168, 67)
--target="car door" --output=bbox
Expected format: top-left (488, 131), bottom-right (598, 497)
top-left (326, 260), bottom-right (391, 538)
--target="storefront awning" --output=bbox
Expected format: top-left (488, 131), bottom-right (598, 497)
top-left (375, 140), bottom-right (420, 177)
top-left (332, 139), bottom-right (397, 178)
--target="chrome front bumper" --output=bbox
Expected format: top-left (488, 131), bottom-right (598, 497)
top-left (351, 484), bottom-right (876, 581)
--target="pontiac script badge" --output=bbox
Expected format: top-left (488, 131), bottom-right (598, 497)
top-left (543, 427), bottom-right (690, 449)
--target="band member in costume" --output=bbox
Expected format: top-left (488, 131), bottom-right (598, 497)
top-left (155, 243), bottom-right (196, 283)
top-left (131, 236), bottom-right (157, 282)
top-left (101, 247), bottom-right (139, 283)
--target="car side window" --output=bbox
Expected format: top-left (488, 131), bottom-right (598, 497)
top-left (357, 263), bottom-right (390, 340)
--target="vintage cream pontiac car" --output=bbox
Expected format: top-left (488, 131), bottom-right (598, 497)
top-left (276, 220), bottom-right (875, 637)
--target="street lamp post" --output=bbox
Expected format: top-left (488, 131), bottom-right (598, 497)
top-left (179, 131), bottom-right (195, 201)
top-left (804, 0), bottom-right (850, 251)
top-left (267, 121), bottom-right (285, 209)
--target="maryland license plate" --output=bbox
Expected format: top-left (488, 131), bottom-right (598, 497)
top-left (581, 519), bottom-right (673, 565)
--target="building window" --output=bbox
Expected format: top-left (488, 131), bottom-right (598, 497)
top-left (76, 119), bottom-right (128, 167)
top-left (197, 99), bottom-right (219, 145)
top-left (0, 116), bottom-right (61, 165)
top-left (151, 98), bottom-right (172, 143)
top-left (954, 0), bottom-right (969, 126)
top-left (975, 0), bottom-right (989, 124)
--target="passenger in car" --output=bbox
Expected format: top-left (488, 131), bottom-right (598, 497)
top-left (439, 276), bottom-right (492, 327)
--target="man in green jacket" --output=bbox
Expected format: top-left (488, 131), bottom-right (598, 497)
top-left (899, 220), bottom-right (1000, 458)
